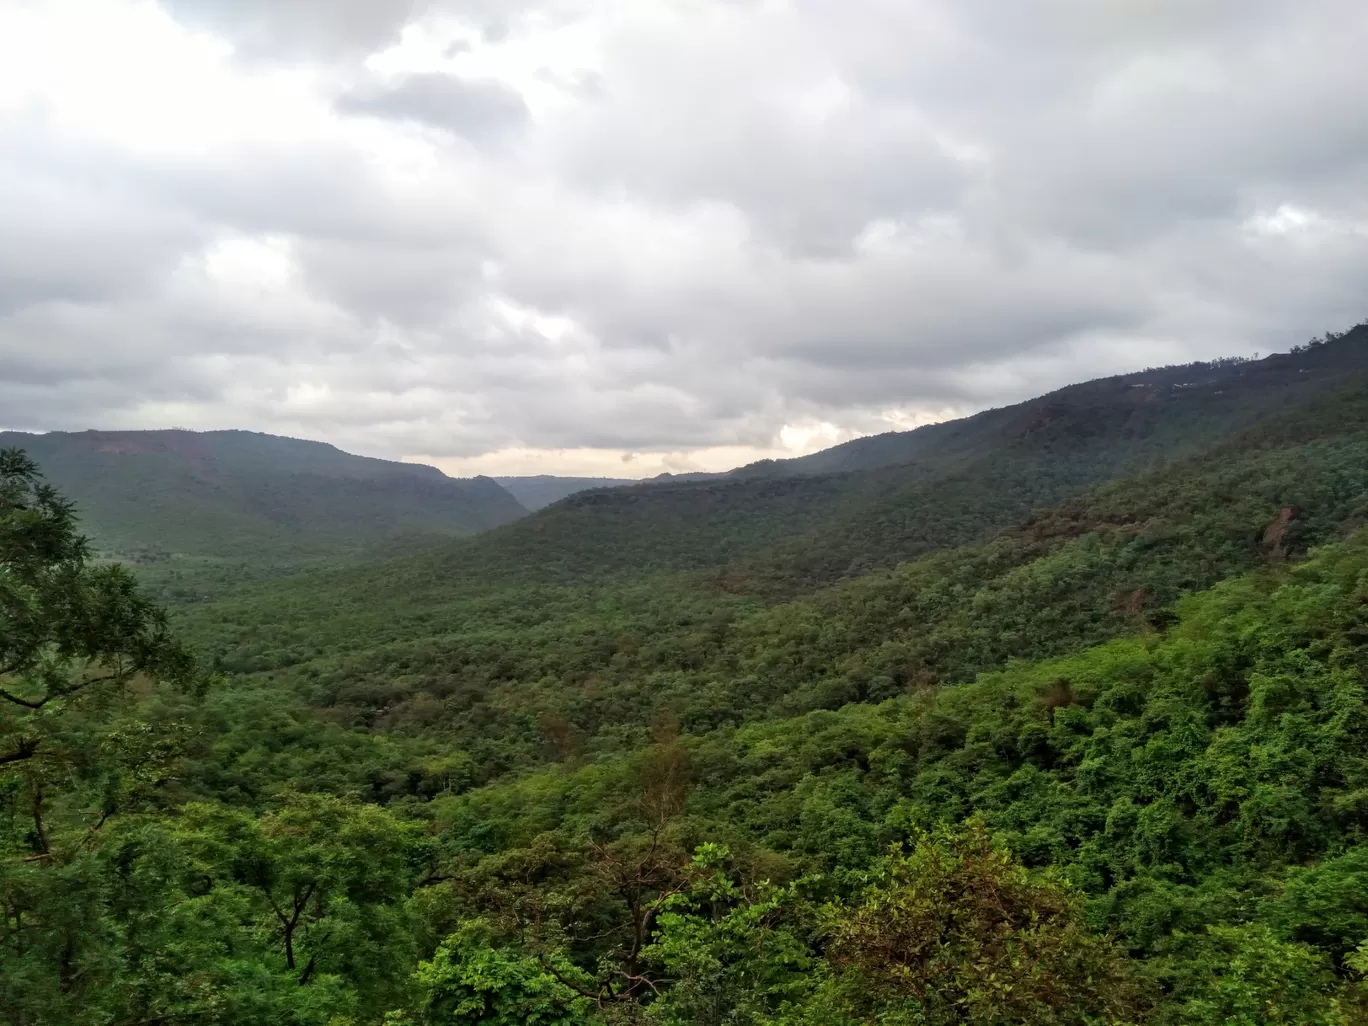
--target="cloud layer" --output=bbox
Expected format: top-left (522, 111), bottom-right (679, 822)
top-left (3, 0), bottom-right (1367, 475)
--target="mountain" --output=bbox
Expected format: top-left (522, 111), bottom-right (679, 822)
top-left (0, 428), bottom-right (527, 565)
top-left (336, 324), bottom-right (1368, 595)
top-left (725, 337), bottom-right (1362, 479)
top-left (493, 475), bottom-right (637, 510)
top-left (493, 473), bottom-right (720, 511)
top-left (157, 322), bottom-right (1368, 1020)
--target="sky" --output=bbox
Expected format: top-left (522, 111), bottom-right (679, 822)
top-left (2, 1), bottom-right (1366, 478)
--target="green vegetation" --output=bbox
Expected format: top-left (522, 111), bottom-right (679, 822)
top-left (174, 376), bottom-right (1368, 777)
top-left (0, 428), bottom-right (528, 601)
top-left (6, 325), bottom-right (1368, 1024)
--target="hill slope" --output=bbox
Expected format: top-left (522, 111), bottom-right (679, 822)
top-left (0, 429), bottom-right (527, 564)
top-left (409, 526), bottom-right (1368, 1024)
top-left (171, 327), bottom-right (1368, 774)
top-left (730, 326), bottom-right (1366, 478)
top-left (157, 332), bottom-right (1368, 1022)
top-left (177, 378), bottom-right (1368, 771)
top-left (344, 325), bottom-right (1368, 595)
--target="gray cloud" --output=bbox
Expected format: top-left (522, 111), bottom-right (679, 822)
top-left (159, 0), bottom-right (430, 61)
top-left (0, 123), bottom-right (208, 314)
top-left (1, 0), bottom-right (1366, 465)
top-left (338, 73), bottom-right (529, 141)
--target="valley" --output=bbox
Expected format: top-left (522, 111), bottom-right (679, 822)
top-left (6, 325), bottom-right (1368, 1024)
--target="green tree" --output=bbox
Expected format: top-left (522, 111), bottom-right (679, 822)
top-left (390, 923), bottom-right (593, 1026)
top-left (644, 843), bottom-right (815, 1026)
top-left (1, 448), bottom-right (197, 1024)
top-left (821, 822), bottom-right (1145, 1026)
top-left (1166, 923), bottom-right (1342, 1026)
top-left (170, 793), bottom-right (421, 1012)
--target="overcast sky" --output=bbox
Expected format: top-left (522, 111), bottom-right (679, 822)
top-left (2, 0), bottom-right (1366, 477)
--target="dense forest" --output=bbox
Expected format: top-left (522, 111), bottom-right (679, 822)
top-left (6, 325), bottom-right (1368, 1024)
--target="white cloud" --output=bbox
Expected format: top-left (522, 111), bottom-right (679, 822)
top-left (1, 0), bottom-right (1367, 472)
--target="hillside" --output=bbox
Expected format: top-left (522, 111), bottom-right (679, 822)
top-left (0, 429), bottom-right (527, 568)
top-left (148, 327), bottom-right (1368, 1023)
top-left (494, 474), bottom-right (637, 510)
top-left (269, 324), bottom-right (1368, 597)
top-left (413, 527), bottom-right (1368, 1024)
top-left (730, 328), bottom-right (1367, 478)
top-left (174, 371), bottom-right (1368, 773)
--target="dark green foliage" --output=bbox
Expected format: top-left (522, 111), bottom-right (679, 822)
top-left (644, 848), bottom-right (816, 1026)
top-left (154, 794), bottom-right (421, 1020)
top-left (393, 924), bottom-right (594, 1026)
top-left (0, 448), bottom-right (194, 697)
top-left (426, 528), bottom-right (1368, 1021)
top-left (1164, 923), bottom-right (1344, 1025)
top-left (173, 376), bottom-right (1368, 778)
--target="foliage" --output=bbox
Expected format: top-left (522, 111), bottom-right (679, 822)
top-left (170, 794), bottom-right (421, 993)
top-left (1, 447), bottom-right (198, 1024)
top-left (1162, 923), bottom-right (1343, 1026)
top-left (427, 525), bottom-right (1368, 1022)
top-left (174, 385), bottom-right (1368, 781)
top-left (390, 923), bottom-right (594, 1026)
top-left (643, 845), bottom-right (816, 1026)
top-left (820, 822), bottom-right (1144, 1025)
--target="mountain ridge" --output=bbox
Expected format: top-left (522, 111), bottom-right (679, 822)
top-left (0, 427), bottom-right (528, 567)
top-left (367, 324), bottom-right (1368, 596)
top-left (493, 474), bottom-right (638, 510)
top-left (725, 329), bottom-right (1366, 479)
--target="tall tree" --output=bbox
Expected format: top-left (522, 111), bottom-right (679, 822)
top-left (1, 447), bottom-right (196, 1024)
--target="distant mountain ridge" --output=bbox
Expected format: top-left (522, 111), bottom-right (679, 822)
top-left (0, 428), bottom-right (527, 563)
top-left (494, 475), bottom-right (637, 510)
top-left (408, 322), bottom-right (1368, 592)
top-left (495, 472), bottom-right (721, 509)
top-left (9, 325), bottom-right (1366, 583)
top-left (724, 338), bottom-right (1364, 479)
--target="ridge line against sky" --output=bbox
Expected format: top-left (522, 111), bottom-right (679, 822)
top-left (2, 0), bottom-right (1367, 478)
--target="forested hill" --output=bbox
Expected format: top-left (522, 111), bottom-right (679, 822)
top-left (0, 428), bottom-right (528, 564)
top-left (729, 324), bottom-right (1368, 478)
top-left (334, 324), bottom-right (1368, 594)
top-left (177, 352), bottom-right (1368, 770)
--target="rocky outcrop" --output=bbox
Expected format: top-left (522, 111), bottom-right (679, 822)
top-left (1262, 505), bottom-right (1301, 559)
